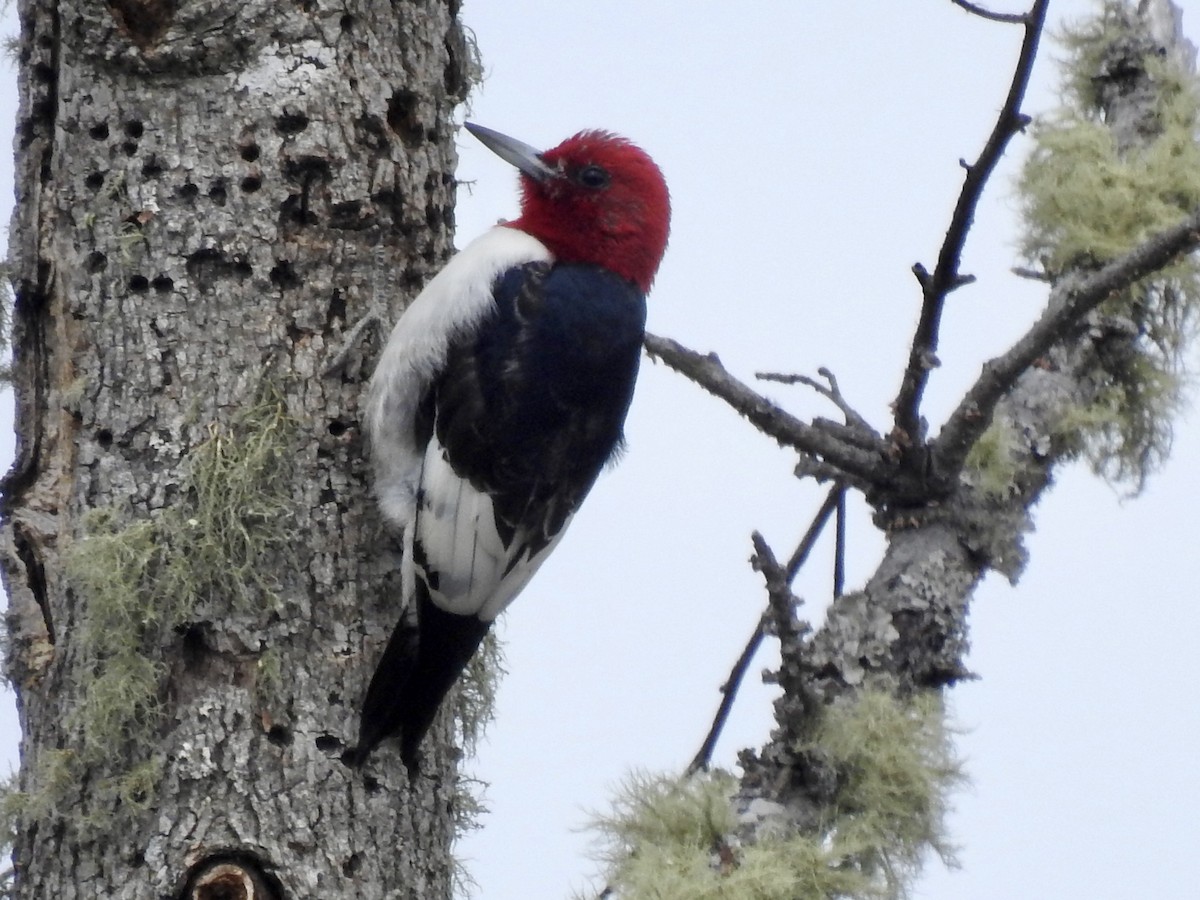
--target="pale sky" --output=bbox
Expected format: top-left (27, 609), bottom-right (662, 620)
top-left (2, 2), bottom-right (1198, 899)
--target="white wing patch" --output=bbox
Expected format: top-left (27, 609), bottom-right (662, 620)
top-left (366, 227), bottom-right (553, 530)
top-left (415, 435), bottom-right (572, 623)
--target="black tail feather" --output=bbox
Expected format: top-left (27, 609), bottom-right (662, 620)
top-left (353, 589), bottom-right (492, 771)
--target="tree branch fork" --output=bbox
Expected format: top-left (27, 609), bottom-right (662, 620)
top-left (646, 205), bottom-right (1200, 515)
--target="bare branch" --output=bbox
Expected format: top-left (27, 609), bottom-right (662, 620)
top-left (686, 487), bottom-right (842, 776)
top-left (684, 614), bottom-right (769, 778)
top-left (892, 0), bottom-right (1048, 451)
top-left (950, 0), bottom-right (1029, 25)
top-left (833, 489), bottom-right (846, 598)
top-left (751, 532), bottom-right (805, 647)
top-left (756, 366), bottom-right (874, 433)
top-left (933, 205), bottom-right (1200, 475)
top-left (644, 332), bottom-right (886, 487)
top-left (784, 486), bottom-right (844, 582)
top-left (1012, 265), bottom-right (1052, 282)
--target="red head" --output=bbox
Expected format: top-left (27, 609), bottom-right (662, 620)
top-left (465, 123), bottom-right (670, 293)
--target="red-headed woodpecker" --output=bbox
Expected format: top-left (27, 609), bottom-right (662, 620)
top-left (352, 123), bottom-right (670, 769)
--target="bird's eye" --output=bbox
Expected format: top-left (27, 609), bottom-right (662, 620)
top-left (577, 165), bottom-right (611, 189)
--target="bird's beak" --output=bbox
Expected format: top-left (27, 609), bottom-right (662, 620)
top-left (464, 122), bottom-right (559, 183)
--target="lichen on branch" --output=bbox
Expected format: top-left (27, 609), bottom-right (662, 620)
top-left (583, 691), bottom-right (963, 900)
top-left (1016, 5), bottom-right (1200, 486)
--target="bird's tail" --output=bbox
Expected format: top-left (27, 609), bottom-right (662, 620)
top-left (351, 587), bottom-right (491, 772)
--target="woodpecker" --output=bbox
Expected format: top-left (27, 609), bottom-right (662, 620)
top-left (352, 122), bottom-right (670, 769)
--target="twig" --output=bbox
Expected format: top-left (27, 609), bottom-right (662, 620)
top-left (644, 333), bottom-right (885, 487)
top-left (751, 532), bottom-right (804, 647)
top-left (684, 612), bottom-right (769, 778)
top-left (834, 488), bottom-right (846, 598)
top-left (932, 205), bottom-right (1200, 475)
top-left (756, 367), bottom-right (874, 433)
top-left (892, 0), bottom-right (1048, 453)
top-left (785, 486), bottom-right (844, 583)
top-left (950, 0), bottom-right (1029, 24)
top-left (685, 487), bottom-right (842, 776)
top-left (1012, 265), bottom-right (1052, 282)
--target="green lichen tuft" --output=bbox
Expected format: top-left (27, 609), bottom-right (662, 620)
top-left (810, 690), bottom-right (963, 893)
top-left (963, 419), bottom-right (1023, 499)
top-left (1055, 1), bottom-right (1149, 111)
top-left (78, 758), bottom-right (163, 833)
top-left (171, 394), bottom-right (296, 612)
top-left (1018, 114), bottom-right (1200, 271)
top-left (1018, 31), bottom-right (1200, 275)
top-left (581, 770), bottom-right (741, 899)
top-left (586, 691), bottom-right (963, 900)
top-left (77, 653), bottom-right (165, 761)
top-left (44, 391), bottom-right (297, 834)
top-left (1016, 6), bottom-right (1200, 490)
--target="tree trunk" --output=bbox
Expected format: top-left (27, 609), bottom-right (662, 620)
top-left (1, 1), bottom-right (475, 896)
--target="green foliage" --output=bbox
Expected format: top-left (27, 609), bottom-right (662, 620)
top-left (41, 392), bottom-right (297, 834)
top-left (586, 691), bottom-right (963, 900)
top-left (1016, 6), bottom-right (1200, 489)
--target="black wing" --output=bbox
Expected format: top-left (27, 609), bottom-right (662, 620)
top-left (354, 262), bottom-right (646, 769)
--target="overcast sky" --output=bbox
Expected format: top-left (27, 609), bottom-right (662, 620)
top-left (2, 2), bottom-right (1198, 898)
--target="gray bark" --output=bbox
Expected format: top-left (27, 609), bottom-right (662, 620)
top-left (2, 1), bottom-right (474, 896)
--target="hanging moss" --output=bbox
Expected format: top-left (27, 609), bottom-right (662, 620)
top-left (1056, 354), bottom-right (1181, 489)
top-left (1016, 6), bottom-right (1200, 490)
top-left (585, 691), bottom-right (963, 900)
top-left (1, 750), bottom-right (78, 841)
top-left (456, 628), bottom-right (506, 757)
top-left (167, 393), bottom-right (297, 612)
top-left (27, 390), bottom-right (299, 834)
top-left (449, 628), bottom-right (506, 880)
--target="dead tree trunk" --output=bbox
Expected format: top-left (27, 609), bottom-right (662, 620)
top-left (2, 1), bottom-right (475, 896)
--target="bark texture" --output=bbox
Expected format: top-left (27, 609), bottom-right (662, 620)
top-left (2, 1), bottom-right (475, 896)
